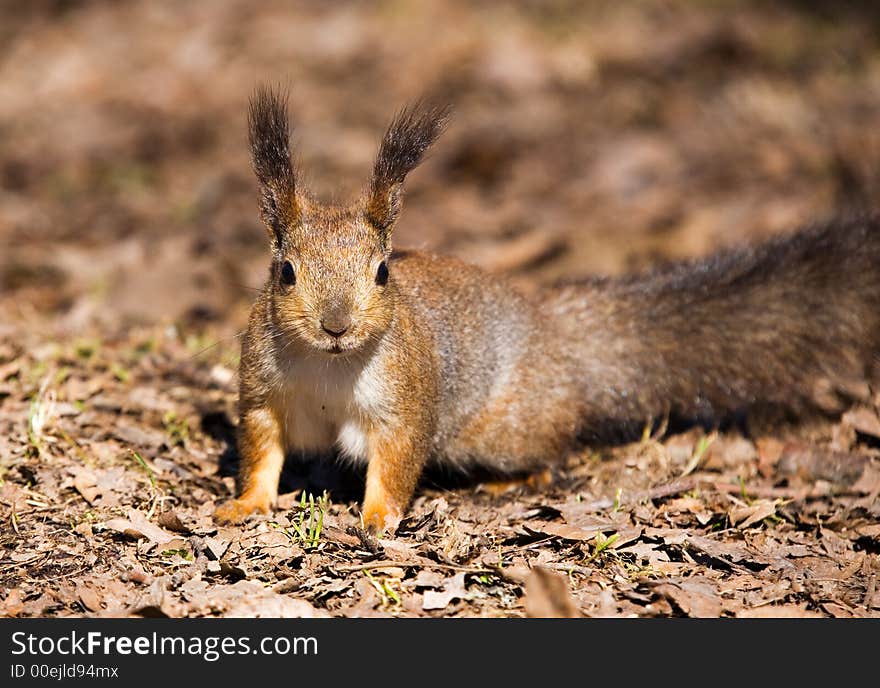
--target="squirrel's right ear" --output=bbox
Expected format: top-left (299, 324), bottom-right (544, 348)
top-left (248, 84), bottom-right (299, 247)
top-left (366, 100), bottom-right (451, 245)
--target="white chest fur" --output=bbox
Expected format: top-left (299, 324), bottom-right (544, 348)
top-left (277, 353), bottom-right (388, 464)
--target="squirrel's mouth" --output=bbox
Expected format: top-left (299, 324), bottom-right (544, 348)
top-left (318, 337), bottom-right (360, 357)
top-left (306, 326), bottom-right (374, 357)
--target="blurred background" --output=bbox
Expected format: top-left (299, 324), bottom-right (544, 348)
top-left (3, 0), bottom-right (880, 342)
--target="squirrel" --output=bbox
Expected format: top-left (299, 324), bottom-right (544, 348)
top-left (214, 84), bottom-right (880, 531)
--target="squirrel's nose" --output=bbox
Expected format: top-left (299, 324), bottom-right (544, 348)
top-left (321, 313), bottom-right (351, 338)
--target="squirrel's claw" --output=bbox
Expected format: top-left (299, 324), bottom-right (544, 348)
top-left (361, 500), bottom-right (402, 535)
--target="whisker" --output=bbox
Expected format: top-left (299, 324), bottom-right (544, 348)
top-left (188, 330), bottom-right (247, 360)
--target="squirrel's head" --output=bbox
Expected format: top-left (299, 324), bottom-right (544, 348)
top-left (248, 85), bottom-right (449, 356)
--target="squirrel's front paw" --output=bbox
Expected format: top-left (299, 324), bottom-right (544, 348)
top-left (361, 498), bottom-right (402, 535)
top-left (214, 496), bottom-right (270, 524)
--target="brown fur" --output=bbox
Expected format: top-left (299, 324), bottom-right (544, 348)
top-left (215, 85), bottom-right (880, 532)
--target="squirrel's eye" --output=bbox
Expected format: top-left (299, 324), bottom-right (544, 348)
top-left (280, 260), bottom-right (296, 286)
top-left (375, 261), bottom-right (389, 286)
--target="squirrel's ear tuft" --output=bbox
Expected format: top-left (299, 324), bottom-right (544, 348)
top-left (366, 100), bottom-right (451, 243)
top-left (249, 84), bottom-right (299, 247)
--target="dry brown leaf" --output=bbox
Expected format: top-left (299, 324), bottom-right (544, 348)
top-left (71, 468), bottom-right (100, 505)
top-left (78, 586), bottom-right (103, 613)
top-left (684, 535), bottom-right (778, 571)
top-left (524, 567), bottom-right (581, 618)
top-left (104, 510), bottom-right (177, 545)
top-left (411, 570), bottom-right (445, 589)
top-left (203, 536), bottom-right (229, 560)
top-left (610, 528), bottom-right (643, 549)
top-left (652, 579), bottom-right (722, 618)
top-left (377, 538), bottom-right (421, 562)
top-left (821, 602), bottom-right (854, 618)
top-left (0, 589), bottom-right (24, 618)
top-left (819, 528), bottom-right (851, 558)
top-left (524, 521), bottom-right (603, 542)
top-left (618, 541), bottom-right (669, 564)
top-left (127, 578), bottom-right (180, 618)
top-left (157, 510), bottom-right (189, 533)
top-left (321, 525), bottom-right (361, 547)
top-left (0, 482), bottom-right (27, 511)
top-left (855, 523), bottom-right (880, 538)
top-left (660, 496), bottom-right (705, 514)
top-left (728, 499), bottom-right (780, 529)
top-left (736, 603), bottom-right (823, 618)
top-left (421, 573), bottom-right (468, 611)
top-left (218, 582), bottom-right (328, 618)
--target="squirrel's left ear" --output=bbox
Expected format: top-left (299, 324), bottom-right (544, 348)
top-left (249, 84), bottom-right (300, 249)
top-left (365, 100), bottom-right (451, 246)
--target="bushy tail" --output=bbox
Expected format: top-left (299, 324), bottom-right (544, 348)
top-left (553, 215), bottom-right (880, 439)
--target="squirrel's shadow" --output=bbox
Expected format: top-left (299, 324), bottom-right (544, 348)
top-left (203, 406), bottom-right (800, 505)
top-left (204, 410), bottom-right (364, 502)
top-left (203, 409), bottom-right (538, 503)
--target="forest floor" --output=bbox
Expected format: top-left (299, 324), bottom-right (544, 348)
top-left (2, 1), bottom-right (880, 617)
